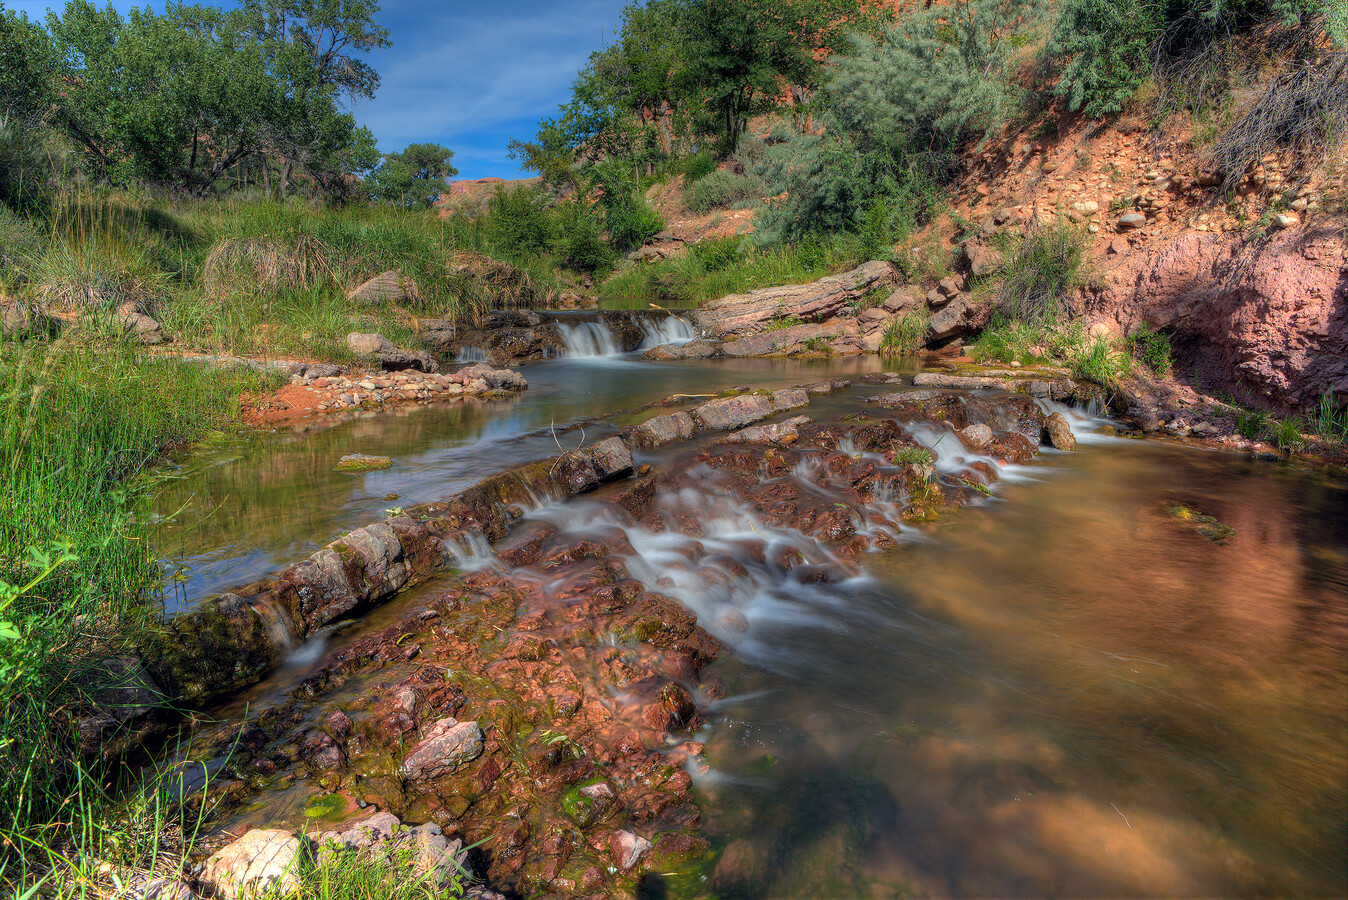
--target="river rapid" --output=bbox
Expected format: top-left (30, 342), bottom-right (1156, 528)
top-left (151, 341), bottom-right (1347, 899)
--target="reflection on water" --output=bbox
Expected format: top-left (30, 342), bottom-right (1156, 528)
top-left (152, 354), bottom-right (897, 612)
top-left (693, 441), bottom-right (1347, 898)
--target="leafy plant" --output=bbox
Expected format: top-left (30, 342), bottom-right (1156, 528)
top-left (995, 221), bottom-right (1092, 324)
top-left (1127, 326), bottom-right (1173, 375)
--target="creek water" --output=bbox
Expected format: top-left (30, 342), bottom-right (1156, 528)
top-left (152, 350), bottom-right (1347, 898)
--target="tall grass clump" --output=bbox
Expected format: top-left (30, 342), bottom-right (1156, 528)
top-left (0, 339), bottom-right (280, 838)
top-left (995, 220), bottom-right (1092, 324)
top-left (880, 307), bottom-right (931, 355)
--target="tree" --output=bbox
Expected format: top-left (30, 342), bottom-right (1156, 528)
top-left (0, 4), bottom-right (55, 124)
top-left (234, 0), bottom-right (392, 195)
top-left (367, 142), bottom-right (456, 208)
top-left (678, 0), bottom-right (866, 148)
top-left (48, 1), bottom-right (279, 192)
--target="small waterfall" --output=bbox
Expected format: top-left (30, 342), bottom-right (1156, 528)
top-left (638, 314), bottom-right (695, 349)
top-left (251, 597), bottom-right (299, 653)
top-left (442, 531), bottom-right (496, 569)
top-left (557, 321), bottom-right (622, 358)
top-left (456, 346), bottom-right (487, 363)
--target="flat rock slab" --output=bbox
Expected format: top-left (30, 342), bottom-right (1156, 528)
top-left (692, 260), bottom-right (897, 338)
top-left (200, 829), bottom-right (305, 899)
top-left (402, 718), bottom-right (484, 780)
top-left (634, 411), bottom-right (696, 447)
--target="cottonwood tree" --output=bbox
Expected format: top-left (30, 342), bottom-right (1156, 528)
top-left (367, 142), bottom-right (457, 208)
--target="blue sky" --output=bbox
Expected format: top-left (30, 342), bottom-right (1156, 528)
top-left (5, 0), bottom-right (630, 178)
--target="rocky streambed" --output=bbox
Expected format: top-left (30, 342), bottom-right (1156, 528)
top-left (123, 375), bottom-right (1106, 899)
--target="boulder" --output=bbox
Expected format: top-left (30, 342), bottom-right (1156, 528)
top-left (456, 362), bottom-right (527, 391)
top-left (962, 423), bottom-right (995, 450)
top-left (722, 415), bottom-right (812, 444)
top-left (345, 332), bottom-right (438, 373)
top-left (1118, 213), bottom-right (1146, 230)
top-left (882, 286), bottom-right (924, 315)
top-left (348, 270), bottom-right (412, 306)
top-left (634, 412), bottom-right (696, 447)
top-left (118, 311), bottom-right (165, 345)
top-left (609, 830), bottom-right (652, 873)
top-left (691, 394), bottom-right (777, 431)
top-left (1043, 412), bottom-right (1077, 450)
top-left (692, 260), bottom-right (897, 338)
top-left (926, 294), bottom-right (978, 342)
top-left (401, 718), bottom-right (484, 780)
top-left (200, 829), bottom-right (306, 899)
top-left (719, 320), bottom-right (863, 357)
top-left (961, 240), bottom-right (1004, 277)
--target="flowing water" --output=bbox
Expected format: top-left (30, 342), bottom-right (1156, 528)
top-left (153, 348), bottom-right (1347, 898)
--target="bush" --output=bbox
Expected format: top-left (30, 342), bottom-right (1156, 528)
top-left (675, 150), bottom-right (719, 181)
top-left (1043, 0), bottom-right (1160, 118)
top-left (995, 221), bottom-right (1092, 324)
top-left (482, 185), bottom-right (554, 257)
top-left (880, 307), bottom-right (931, 354)
top-left (1127, 325), bottom-right (1173, 374)
top-left (690, 235), bottom-right (744, 271)
top-left (558, 205), bottom-right (614, 274)
top-left (687, 169), bottom-right (766, 212)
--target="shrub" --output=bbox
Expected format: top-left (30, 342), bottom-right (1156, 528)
top-left (675, 150), bottom-right (719, 181)
top-left (1236, 407), bottom-right (1272, 438)
top-left (1127, 325), bottom-right (1173, 375)
top-left (995, 221), bottom-right (1091, 324)
top-left (482, 185), bottom-right (554, 257)
top-left (559, 207), bottom-right (614, 275)
top-left (1043, 0), bottom-right (1161, 118)
top-left (688, 169), bottom-right (766, 212)
top-left (690, 235), bottom-right (744, 271)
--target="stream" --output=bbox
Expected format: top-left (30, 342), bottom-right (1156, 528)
top-left (151, 326), bottom-right (1348, 898)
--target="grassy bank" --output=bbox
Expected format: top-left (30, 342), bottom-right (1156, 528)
top-left (2, 190), bottom-right (572, 361)
top-left (0, 337), bottom-right (282, 874)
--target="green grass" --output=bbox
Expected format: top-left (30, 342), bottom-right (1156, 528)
top-left (880, 307), bottom-right (930, 355)
top-left (598, 236), bottom-right (861, 306)
top-left (995, 219), bottom-right (1092, 324)
top-left (1126, 326), bottom-right (1172, 376)
top-left (1310, 391), bottom-right (1348, 446)
top-left (0, 338), bottom-right (281, 844)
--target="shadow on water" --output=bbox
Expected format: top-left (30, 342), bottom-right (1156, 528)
top-left (693, 441), bottom-right (1348, 899)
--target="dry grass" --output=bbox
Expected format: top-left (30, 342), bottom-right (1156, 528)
top-left (446, 249), bottom-right (550, 311)
top-left (202, 234), bottom-right (334, 297)
top-left (1205, 50), bottom-right (1348, 191)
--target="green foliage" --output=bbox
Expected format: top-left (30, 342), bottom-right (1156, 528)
top-left (969, 315), bottom-right (1048, 364)
top-left (1273, 415), bottom-right (1306, 451)
top-left (880, 307), bottom-right (930, 354)
top-left (995, 220), bottom-right (1091, 324)
top-left (1127, 325), bottom-right (1173, 375)
top-left (556, 204), bottom-right (615, 275)
top-left (676, 150), bottom-right (719, 181)
top-left (507, 118), bottom-right (579, 190)
top-left (833, 0), bottom-right (1032, 148)
top-left (1310, 391), bottom-right (1348, 443)
top-left (32, 0), bottom-right (389, 196)
top-left (366, 143), bottom-right (457, 209)
top-left (687, 168), bottom-right (766, 212)
top-left (589, 163), bottom-right (664, 252)
top-left (1070, 336), bottom-right (1129, 386)
top-left (483, 185), bottom-right (554, 258)
top-left (1235, 406), bottom-right (1272, 439)
top-left (680, 0), bottom-right (868, 147)
top-left (1044, 0), bottom-right (1160, 117)
top-left (0, 341), bottom-right (280, 833)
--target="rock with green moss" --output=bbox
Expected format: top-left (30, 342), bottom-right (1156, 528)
top-left (336, 453), bottom-right (393, 472)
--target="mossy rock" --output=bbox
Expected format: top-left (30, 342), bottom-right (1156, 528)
top-left (1168, 504), bottom-right (1236, 544)
top-left (336, 453), bottom-right (393, 472)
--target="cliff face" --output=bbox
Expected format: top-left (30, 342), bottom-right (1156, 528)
top-left (1091, 228), bottom-right (1347, 409)
top-left (945, 115), bottom-right (1348, 412)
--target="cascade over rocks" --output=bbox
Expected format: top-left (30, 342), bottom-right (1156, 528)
top-left (177, 383), bottom-right (1069, 898)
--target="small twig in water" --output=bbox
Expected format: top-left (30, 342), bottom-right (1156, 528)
top-left (1111, 802), bottom-right (1132, 829)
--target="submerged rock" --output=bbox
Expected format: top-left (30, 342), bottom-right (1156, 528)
top-left (401, 718), bottom-right (484, 780)
top-left (336, 453), bottom-right (393, 472)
